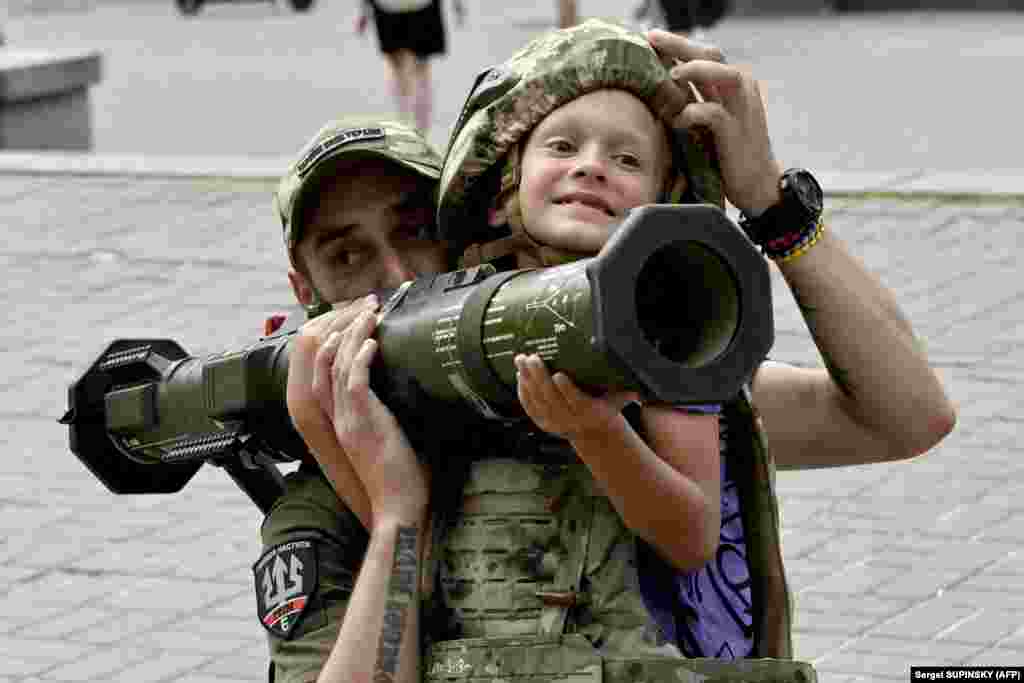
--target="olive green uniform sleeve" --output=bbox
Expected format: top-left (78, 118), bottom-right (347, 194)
top-left (259, 463), bottom-right (369, 683)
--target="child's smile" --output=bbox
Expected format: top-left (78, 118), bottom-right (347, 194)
top-left (553, 191), bottom-right (617, 217)
top-left (518, 89), bottom-right (671, 254)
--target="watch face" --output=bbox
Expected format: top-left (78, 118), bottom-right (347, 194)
top-left (790, 170), bottom-right (823, 214)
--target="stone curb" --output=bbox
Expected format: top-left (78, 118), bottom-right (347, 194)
top-left (0, 150), bottom-right (290, 181)
top-left (2, 151), bottom-right (1023, 199)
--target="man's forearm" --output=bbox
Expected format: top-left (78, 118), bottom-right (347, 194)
top-left (778, 228), bottom-right (955, 454)
top-left (317, 519), bottom-right (424, 683)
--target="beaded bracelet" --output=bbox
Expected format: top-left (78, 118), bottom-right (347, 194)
top-left (763, 217), bottom-right (825, 263)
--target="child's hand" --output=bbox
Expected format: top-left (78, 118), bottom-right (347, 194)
top-left (514, 353), bottom-right (638, 442)
top-left (354, 12), bottom-right (369, 35)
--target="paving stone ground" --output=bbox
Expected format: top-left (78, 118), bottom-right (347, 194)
top-left (2, 1), bottom-right (1024, 681)
top-left (2, 175), bottom-right (1021, 682)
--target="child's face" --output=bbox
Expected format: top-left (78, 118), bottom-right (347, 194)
top-left (517, 89), bottom-right (670, 254)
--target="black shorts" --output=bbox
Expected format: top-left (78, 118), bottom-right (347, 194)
top-left (371, 0), bottom-right (447, 58)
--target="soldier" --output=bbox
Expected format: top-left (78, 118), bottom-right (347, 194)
top-left (258, 116), bottom-right (449, 682)
top-left (278, 20), bottom-right (957, 683)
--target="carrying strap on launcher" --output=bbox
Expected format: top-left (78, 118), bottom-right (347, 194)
top-left (726, 387), bottom-right (794, 659)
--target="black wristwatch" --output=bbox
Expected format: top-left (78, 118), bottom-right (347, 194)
top-left (738, 168), bottom-right (824, 246)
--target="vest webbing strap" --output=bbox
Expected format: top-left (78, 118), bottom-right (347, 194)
top-left (536, 491), bottom-right (595, 637)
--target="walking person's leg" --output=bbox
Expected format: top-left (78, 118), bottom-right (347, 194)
top-left (371, 6), bottom-right (417, 125)
top-left (383, 49), bottom-right (416, 124)
top-left (411, 57), bottom-right (433, 133)
top-left (557, 0), bottom-right (576, 27)
top-left (405, 0), bottom-right (445, 133)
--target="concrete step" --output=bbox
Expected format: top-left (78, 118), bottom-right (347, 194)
top-left (0, 49), bottom-right (103, 150)
top-left (6, 0), bottom-right (96, 16)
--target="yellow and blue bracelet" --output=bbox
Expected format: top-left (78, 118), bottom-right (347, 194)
top-left (763, 217), bottom-right (826, 263)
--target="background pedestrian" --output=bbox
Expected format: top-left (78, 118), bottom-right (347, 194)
top-left (355, 0), bottom-right (463, 133)
top-left (634, 0), bottom-right (729, 39)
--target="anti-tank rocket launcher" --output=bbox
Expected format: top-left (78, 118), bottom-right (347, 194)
top-left (59, 204), bottom-right (774, 513)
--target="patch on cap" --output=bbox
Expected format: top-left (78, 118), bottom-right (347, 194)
top-left (295, 126), bottom-right (386, 178)
top-left (276, 117), bottom-right (443, 271)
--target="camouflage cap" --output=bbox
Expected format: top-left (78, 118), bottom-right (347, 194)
top-left (275, 116), bottom-right (443, 265)
top-left (437, 18), bottom-right (723, 245)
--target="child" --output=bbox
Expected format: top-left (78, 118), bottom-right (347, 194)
top-left (433, 18), bottom-right (750, 660)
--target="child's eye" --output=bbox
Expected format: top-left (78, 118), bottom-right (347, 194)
top-left (547, 139), bottom-right (576, 154)
top-left (615, 153), bottom-right (642, 169)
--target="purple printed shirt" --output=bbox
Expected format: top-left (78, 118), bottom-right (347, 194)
top-left (638, 412), bottom-right (755, 659)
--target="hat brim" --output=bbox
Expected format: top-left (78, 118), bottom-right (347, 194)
top-left (289, 148), bottom-right (440, 254)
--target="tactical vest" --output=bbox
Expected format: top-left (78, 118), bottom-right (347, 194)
top-left (422, 390), bottom-right (817, 682)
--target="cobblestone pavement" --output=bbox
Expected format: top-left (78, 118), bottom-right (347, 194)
top-left (3, 0), bottom-right (1024, 681)
top-left (1, 173), bottom-right (1021, 682)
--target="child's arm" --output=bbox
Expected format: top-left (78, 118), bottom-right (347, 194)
top-left (514, 354), bottom-right (721, 572)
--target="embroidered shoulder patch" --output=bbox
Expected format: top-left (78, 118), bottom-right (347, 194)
top-left (253, 539), bottom-right (319, 639)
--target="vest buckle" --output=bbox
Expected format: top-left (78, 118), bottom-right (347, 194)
top-left (535, 590), bottom-right (581, 607)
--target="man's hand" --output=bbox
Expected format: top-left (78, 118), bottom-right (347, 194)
top-left (288, 296), bottom-right (380, 432)
top-left (514, 353), bottom-right (638, 444)
top-left (646, 29), bottom-right (783, 216)
top-left (286, 297), bottom-right (382, 527)
top-left (647, 28), bottom-right (726, 69)
top-left (315, 302), bottom-right (429, 521)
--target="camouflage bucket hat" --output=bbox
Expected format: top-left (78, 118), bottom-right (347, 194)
top-left (436, 18), bottom-right (723, 247)
top-left (275, 116), bottom-right (443, 265)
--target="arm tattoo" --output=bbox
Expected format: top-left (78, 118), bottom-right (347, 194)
top-left (790, 284), bottom-right (818, 327)
top-left (374, 525), bottom-right (419, 683)
top-left (821, 350), bottom-right (855, 399)
top-left (791, 285), bottom-right (855, 398)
